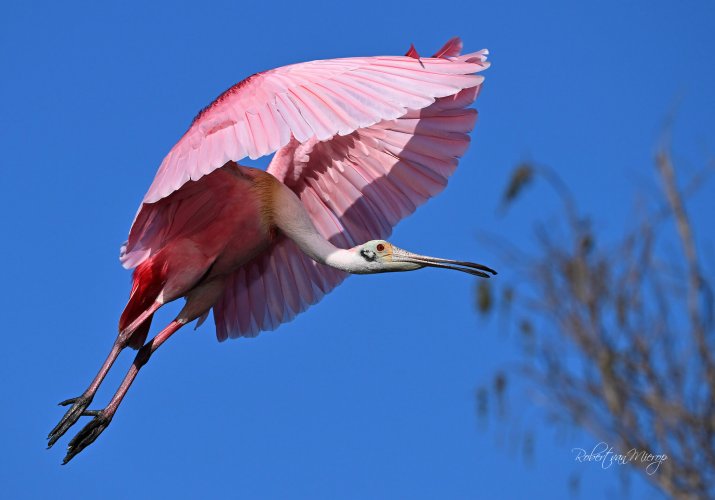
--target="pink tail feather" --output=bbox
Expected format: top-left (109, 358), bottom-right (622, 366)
top-left (118, 253), bottom-right (168, 349)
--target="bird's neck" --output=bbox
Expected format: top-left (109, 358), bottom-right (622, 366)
top-left (269, 180), bottom-right (367, 273)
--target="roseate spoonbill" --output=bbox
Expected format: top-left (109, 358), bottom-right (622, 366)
top-left (48, 37), bottom-right (493, 463)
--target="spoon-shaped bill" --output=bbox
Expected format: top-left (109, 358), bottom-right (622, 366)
top-left (391, 247), bottom-right (497, 278)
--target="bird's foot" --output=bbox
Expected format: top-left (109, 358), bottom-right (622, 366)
top-left (47, 395), bottom-right (96, 448)
top-left (62, 411), bottom-right (113, 464)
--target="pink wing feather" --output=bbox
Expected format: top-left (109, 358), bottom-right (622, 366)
top-left (139, 42), bottom-right (488, 204)
top-left (122, 38), bottom-right (489, 340)
top-left (213, 41), bottom-right (488, 340)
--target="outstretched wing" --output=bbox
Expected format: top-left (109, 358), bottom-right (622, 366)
top-left (213, 39), bottom-right (488, 340)
top-left (140, 41), bottom-right (488, 205)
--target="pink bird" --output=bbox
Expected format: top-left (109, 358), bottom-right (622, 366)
top-left (48, 37), bottom-right (493, 463)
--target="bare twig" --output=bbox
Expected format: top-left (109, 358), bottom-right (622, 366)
top-left (478, 149), bottom-right (715, 498)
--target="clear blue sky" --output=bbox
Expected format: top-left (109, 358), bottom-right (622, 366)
top-left (2, 1), bottom-right (713, 498)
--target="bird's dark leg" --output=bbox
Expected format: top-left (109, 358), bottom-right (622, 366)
top-left (62, 319), bottom-right (186, 464)
top-left (48, 303), bottom-right (162, 448)
top-left (47, 341), bottom-right (125, 448)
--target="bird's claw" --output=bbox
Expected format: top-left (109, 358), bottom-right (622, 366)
top-left (63, 412), bottom-right (113, 464)
top-left (47, 395), bottom-right (93, 448)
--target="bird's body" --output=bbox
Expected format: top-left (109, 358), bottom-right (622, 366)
top-left (119, 163), bottom-right (277, 348)
top-left (48, 37), bottom-right (493, 462)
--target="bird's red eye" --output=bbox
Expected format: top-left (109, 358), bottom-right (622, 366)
top-left (376, 244), bottom-right (385, 252)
